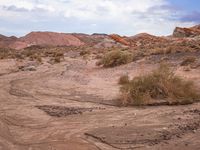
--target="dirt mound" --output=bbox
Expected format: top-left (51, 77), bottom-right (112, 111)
top-left (10, 32), bottom-right (84, 49)
top-left (173, 25), bottom-right (200, 38)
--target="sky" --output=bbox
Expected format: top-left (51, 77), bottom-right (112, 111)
top-left (0, 0), bottom-right (199, 37)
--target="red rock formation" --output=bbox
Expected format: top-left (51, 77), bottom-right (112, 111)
top-left (109, 34), bottom-right (130, 46)
top-left (0, 24), bottom-right (200, 50)
top-left (173, 25), bottom-right (200, 37)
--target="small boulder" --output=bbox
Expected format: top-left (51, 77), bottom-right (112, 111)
top-left (19, 65), bottom-right (36, 71)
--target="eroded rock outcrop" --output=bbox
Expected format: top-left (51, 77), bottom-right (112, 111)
top-left (109, 34), bottom-right (130, 46)
top-left (173, 25), bottom-right (200, 38)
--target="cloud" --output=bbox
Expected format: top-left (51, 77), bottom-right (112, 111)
top-left (0, 0), bottom-right (36, 10)
top-left (180, 11), bottom-right (200, 23)
top-left (1, 5), bottom-right (28, 12)
top-left (0, 0), bottom-right (197, 36)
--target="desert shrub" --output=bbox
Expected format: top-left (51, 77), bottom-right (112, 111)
top-left (95, 54), bottom-right (103, 59)
top-left (24, 45), bottom-right (44, 50)
top-left (97, 50), bottom-right (133, 67)
top-left (54, 56), bottom-right (61, 63)
top-left (118, 74), bottom-right (130, 85)
top-left (36, 56), bottom-right (42, 63)
top-left (50, 51), bottom-right (64, 63)
top-left (150, 48), bottom-right (165, 55)
top-left (29, 54), bottom-right (42, 62)
top-left (80, 50), bottom-right (90, 56)
top-left (181, 56), bottom-right (196, 66)
top-left (53, 51), bottom-right (64, 57)
top-left (120, 64), bottom-right (200, 106)
top-left (23, 50), bottom-right (36, 57)
top-left (14, 53), bottom-right (24, 59)
top-left (0, 48), bottom-right (16, 59)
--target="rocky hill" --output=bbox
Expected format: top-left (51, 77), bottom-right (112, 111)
top-left (173, 25), bottom-right (200, 37)
top-left (0, 35), bottom-right (17, 49)
top-left (10, 32), bottom-right (85, 50)
top-left (0, 24), bottom-right (200, 50)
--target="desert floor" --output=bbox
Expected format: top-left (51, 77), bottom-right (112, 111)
top-left (0, 52), bottom-right (200, 150)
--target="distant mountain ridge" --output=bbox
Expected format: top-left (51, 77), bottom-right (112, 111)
top-left (0, 25), bottom-right (200, 50)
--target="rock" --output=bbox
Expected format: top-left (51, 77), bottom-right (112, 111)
top-left (173, 25), bottom-right (200, 38)
top-left (109, 34), bottom-right (130, 46)
top-left (19, 65), bottom-right (37, 71)
top-left (183, 66), bottom-right (191, 72)
top-left (128, 33), bottom-right (167, 48)
top-left (191, 61), bottom-right (200, 69)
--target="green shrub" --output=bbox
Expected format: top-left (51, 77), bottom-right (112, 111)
top-left (120, 64), bottom-right (200, 106)
top-left (97, 50), bottom-right (133, 67)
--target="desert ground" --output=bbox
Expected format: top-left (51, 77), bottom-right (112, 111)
top-left (0, 50), bottom-right (200, 150)
top-left (0, 25), bottom-right (200, 150)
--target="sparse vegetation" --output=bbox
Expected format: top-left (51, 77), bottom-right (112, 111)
top-left (118, 74), bottom-right (130, 85)
top-left (80, 50), bottom-right (90, 56)
top-left (29, 54), bottom-right (42, 62)
top-left (36, 55), bottom-right (42, 63)
top-left (95, 54), bottom-right (103, 59)
top-left (0, 48), bottom-right (16, 59)
top-left (120, 64), bottom-right (200, 106)
top-left (51, 51), bottom-right (64, 63)
top-left (53, 51), bottom-right (64, 58)
top-left (97, 50), bottom-right (133, 67)
top-left (53, 56), bottom-right (62, 63)
top-left (0, 46), bottom-right (73, 63)
top-left (181, 56), bottom-right (196, 66)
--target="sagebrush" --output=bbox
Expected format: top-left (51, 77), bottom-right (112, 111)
top-left (97, 50), bottom-right (133, 67)
top-left (120, 64), bottom-right (200, 106)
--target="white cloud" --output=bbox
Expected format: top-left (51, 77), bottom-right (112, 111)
top-left (0, 0), bottom-right (196, 36)
top-left (0, 0), bottom-right (35, 10)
